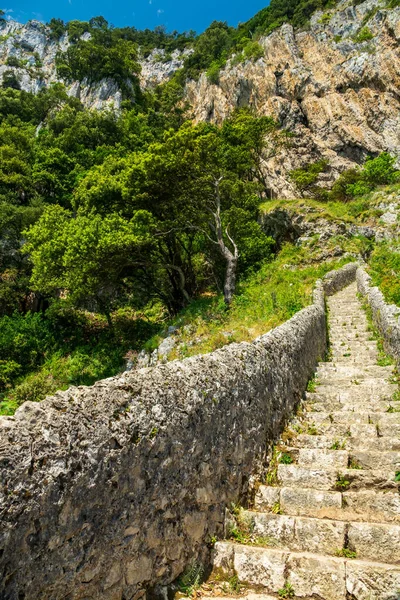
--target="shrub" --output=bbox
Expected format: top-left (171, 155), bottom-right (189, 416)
top-left (353, 26), bottom-right (374, 43)
top-left (363, 152), bottom-right (399, 186)
top-left (318, 12), bottom-right (332, 24)
top-left (289, 159), bottom-right (329, 196)
top-left (6, 56), bottom-right (22, 68)
top-left (206, 61), bottom-right (221, 84)
top-left (330, 153), bottom-right (399, 202)
top-left (243, 41), bottom-right (264, 61)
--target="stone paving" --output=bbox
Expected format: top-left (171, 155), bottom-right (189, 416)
top-left (210, 282), bottom-right (400, 599)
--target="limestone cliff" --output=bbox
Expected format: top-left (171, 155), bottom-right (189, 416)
top-left (0, 0), bottom-right (399, 195)
top-left (184, 0), bottom-right (400, 196)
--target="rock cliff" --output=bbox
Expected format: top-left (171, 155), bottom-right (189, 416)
top-left (0, 0), bottom-right (399, 194)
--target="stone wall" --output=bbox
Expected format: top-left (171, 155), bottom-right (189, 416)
top-left (322, 262), bottom-right (359, 296)
top-left (0, 264), bottom-right (356, 600)
top-left (357, 267), bottom-right (400, 367)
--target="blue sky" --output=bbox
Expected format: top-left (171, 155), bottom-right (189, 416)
top-left (3, 1), bottom-right (269, 32)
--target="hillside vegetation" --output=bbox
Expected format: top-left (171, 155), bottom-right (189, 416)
top-left (0, 0), bottom-right (399, 415)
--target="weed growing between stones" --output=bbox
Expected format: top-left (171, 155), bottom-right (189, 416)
top-left (349, 458), bottom-right (363, 469)
top-left (330, 439), bottom-right (346, 450)
top-left (278, 582), bottom-right (295, 598)
top-left (279, 452), bottom-right (293, 464)
top-left (176, 562), bottom-right (204, 596)
top-left (335, 548), bottom-right (357, 559)
top-left (307, 374), bottom-right (318, 393)
top-left (336, 473), bottom-right (351, 490)
top-left (307, 423), bottom-right (319, 435)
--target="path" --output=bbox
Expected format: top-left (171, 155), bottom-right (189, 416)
top-left (209, 282), bottom-right (400, 599)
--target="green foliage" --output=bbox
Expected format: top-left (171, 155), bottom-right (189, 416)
top-left (48, 18), bottom-right (67, 40)
top-left (369, 242), bottom-right (400, 306)
top-left (353, 26), bottom-right (374, 43)
top-left (330, 153), bottom-right (399, 202)
top-left (243, 41), bottom-right (265, 61)
top-left (279, 452), bottom-right (293, 464)
top-left (278, 582), bottom-right (295, 598)
top-left (56, 37), bottom-right (141, 88)
top-left (2, 70), bottom-right (21, 90)
top-left (335, 548), bottom-right (357, 559)
top-left (289, 159), bottom-right (329, 196)
top-left (318, 12), bottom-right (332, 24)
top-left (6, 56), bottom-right (24, 68)
top-left (176, 562), bottom-right (204, 595)
top-left (206, 61), bottom-right (222, 84)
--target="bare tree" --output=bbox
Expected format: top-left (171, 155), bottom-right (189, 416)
top-left (208, 176), bottom-right (239, 306)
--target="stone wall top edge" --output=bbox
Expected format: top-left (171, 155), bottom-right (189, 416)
top-left (0, 263), bottom-right (354, 428)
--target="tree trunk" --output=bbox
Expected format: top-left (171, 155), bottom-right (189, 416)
top-left (211, 176), bottom-right (240, 307)
top-left (224, 254), bottom-right (238, 306)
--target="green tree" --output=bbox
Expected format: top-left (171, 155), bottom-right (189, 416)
top-left (24, 206), bottom-right (155, 327)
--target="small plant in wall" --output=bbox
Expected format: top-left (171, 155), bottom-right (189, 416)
top-left (278, 582), bottom-right (295, 598)
top-left (176, 561), bottom-right (204, 596)
top-left (335, 548), bottom-right (357, 559)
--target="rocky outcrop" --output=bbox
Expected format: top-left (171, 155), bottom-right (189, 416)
top-left (1, 0), bottom-right (399, 194)
top-left (184, 0), bottom-right (400, 196)
top-left (0, 264), bottom-right (356, 600)
top-left (0, 20), bottom-right (189, 110)
top-left (260, 188), bottom-right (400, 252)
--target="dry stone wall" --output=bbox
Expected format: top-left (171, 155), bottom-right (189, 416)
top-left (0, 265), bottom-right (356, 600)
top-left (357, 267), bottom-right (400, 367)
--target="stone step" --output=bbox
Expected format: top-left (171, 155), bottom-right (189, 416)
top-left (306, 400), bottom-right (394, 413)
top-left (313, 381), bottom-right (397, 395)
top-left (255, 485), bottom-right (400, 523)
top-left (212, 542), bottom-right (400, 600)
top-left (277, 464), bottom-right (398, 491)
top-left (248, 511), bottom-right (345, 556)
top-left (290, 421), bottom-right (377, 438)
top-left (316, 376), bottom-right (395, 388)
top-left (305, 386), bottom-right (394, 412)
top-left (316, 365), bottom-right (393, 378)
top-left (287, 434), bottom-right (400, 452)
top-left (245, 511), bottom-right (400, 564)
top-left (306, 389), bottom-right (396, 403)
top-left (328, 356), bottom-right (379, 366)
top-left (285, 447), bottom-right (400, 471)
top-left (303, 411), bottom-right (400, 426)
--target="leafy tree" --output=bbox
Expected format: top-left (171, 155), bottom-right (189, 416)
top-left (48, 18), bottom-right (67, 40)
top-left (25, 206), bottom-right (155, 327)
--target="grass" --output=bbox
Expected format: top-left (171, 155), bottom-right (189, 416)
top-left (0, 306), bottom-right (163, 415)
top-left (368, 239), bottom-right (400, 306)
top-left (1, 242), bottom-right (351, 417)
top-left (259, 194), bottom-right (385, 225)
top-left (335, 548), bottom-right (357, 559)
top-left (330, 440), bottom-right (346, 450)
top-left (162, 244), bottom-right (351, 363)
top-left (176, 561), bottom-right (204, 596)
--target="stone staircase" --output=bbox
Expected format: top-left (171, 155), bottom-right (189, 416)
top-left (208, 282), bottom-right (400, 599)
